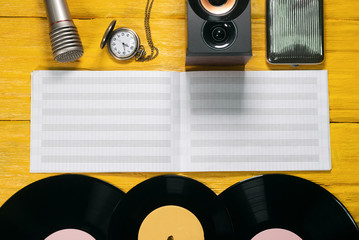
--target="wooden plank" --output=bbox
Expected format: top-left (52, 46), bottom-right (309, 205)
top-left (330, 110), bottom-right (359, 123)
top-left (0, 0), bottom-right (186, 19)
top-left (0, 121), bottom-right (358, 224)
top-left (0, 18), bottom-right (359, 121)
top-left (0, 17), bottom-right (186, 120)
top-left (1, 0), bottom-right (359, 20)
top-left (0, 0), bottom-right (358, 234)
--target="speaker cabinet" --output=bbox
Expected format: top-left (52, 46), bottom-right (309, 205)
top-left (186, 0), bottom-right (252, 66)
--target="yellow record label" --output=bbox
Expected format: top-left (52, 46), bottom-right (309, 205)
top-left (138, 205), bottom-right (204, 240)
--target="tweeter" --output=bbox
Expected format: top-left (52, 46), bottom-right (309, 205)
top-left (202, 21), bottom-right (237, 50)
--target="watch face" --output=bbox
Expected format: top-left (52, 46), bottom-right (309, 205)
top-left (109, 28), bottom-right (139, 60)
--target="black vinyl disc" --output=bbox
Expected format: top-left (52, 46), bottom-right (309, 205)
top-left (108, 175), bottom-right (233, 240)
top-left (188, 0), bottom-right (250, 21)
top-left (219, 174), bottom-right (359, 240)
top-left (0, 174), bottom-right (125, 240)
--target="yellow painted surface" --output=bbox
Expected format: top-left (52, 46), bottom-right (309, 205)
top-left (0, 0), bottom-right (358, 230)
top-left (138, 206), bottom-right (204, 240)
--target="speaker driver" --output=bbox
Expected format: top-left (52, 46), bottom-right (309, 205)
top-left (188, 0), bottom-right (250, 21)
top-left (200, 0), bottom-right (236, 15)
top-left (202, 21), bottom-right (237, 50)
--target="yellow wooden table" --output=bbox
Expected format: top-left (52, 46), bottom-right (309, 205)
top-left (0, 0), bottom-right (358, 227)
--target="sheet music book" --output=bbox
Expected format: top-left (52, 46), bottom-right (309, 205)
top-left (31, 70), bottom-right (330, 172)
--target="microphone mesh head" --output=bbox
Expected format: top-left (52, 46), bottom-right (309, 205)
top-left (50, 21), bottom-right (84, 63)
top-left (54, 49), bottom-right (83, 63)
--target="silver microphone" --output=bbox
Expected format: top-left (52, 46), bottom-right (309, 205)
top-left (44, 0), bottom-right (84, 62)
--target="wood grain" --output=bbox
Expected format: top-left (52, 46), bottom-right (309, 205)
top-left (0, 0), bottom-right (358, 232)
top-left (0, 121), bottom-right (358, 225)
top-left (1, 18), bottom-right (359, 121)
top-left (1, 0), bottom-right (359, 20)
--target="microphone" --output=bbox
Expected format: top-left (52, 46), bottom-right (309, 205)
top-left (44, 0), bottom-right (84, 62)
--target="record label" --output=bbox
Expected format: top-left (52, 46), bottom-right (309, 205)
top-left (45, 229), bottom-right (96, 240)
top-left (0, 174), bottom-right (125, 240)
top-left (219, 174), bottom-right (359, 240)
top-left (138, 205), bottom-right (204, 240)
top-left (251, 228), bottom-right (302, 240)
top-left (108, 175), bottom-right (233, 240)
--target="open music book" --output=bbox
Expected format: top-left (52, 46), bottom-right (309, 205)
top-left (31, 70), bottom-right (330, 172)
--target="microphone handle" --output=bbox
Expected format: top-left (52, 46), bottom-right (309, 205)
top-left (44, 0), bottom-right (72, 25)
top-left (43, 0), bottom-right (84, 62)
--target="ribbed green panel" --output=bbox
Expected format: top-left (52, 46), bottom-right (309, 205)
top-left (267, 0), bottom-right (324, 64)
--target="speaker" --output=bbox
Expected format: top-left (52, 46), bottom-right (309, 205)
top-left (186, 0), bottom-right (252, 66)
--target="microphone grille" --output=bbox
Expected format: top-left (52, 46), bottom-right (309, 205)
top-left (50, 22), bottom-right (84, 63)
top-left (54, 49), bottom-right (84, 63)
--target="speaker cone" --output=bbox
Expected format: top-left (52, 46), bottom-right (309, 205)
top-left (189, 0), bottom-right (250, 21)
top-left (200, 0), bottom-right (236, 15)
top-left (202, 21), bottom-right (237, 50)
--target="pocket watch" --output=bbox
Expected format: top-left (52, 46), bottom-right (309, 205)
top-left (100, 0), bottom-right (158, 62)
top-left (100, 20), bottom-right (146, 61)
top-left (100, 18), bottom-right (158, 62)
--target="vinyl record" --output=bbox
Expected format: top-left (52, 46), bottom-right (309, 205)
top-left (0, 174), bottom-right (124, 240)
top-left (108, 175), bottom-right (233, 240)
top-left (219, 174), bottom-right (359, 240)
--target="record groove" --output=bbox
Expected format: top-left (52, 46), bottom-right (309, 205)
top-left (108, 175), bottom-right (233, 240)
top-left (0, 174), bottom-right (124, 240)
top-left (219, 174), bottom-right (359, 240)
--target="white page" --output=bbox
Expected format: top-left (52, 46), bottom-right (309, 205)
top-left (31, 70), bottom-right (330, 172)
top-left (31, 71), bottom-right (180, 172)
top-left (179, 71), bottom-right (330, 171)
